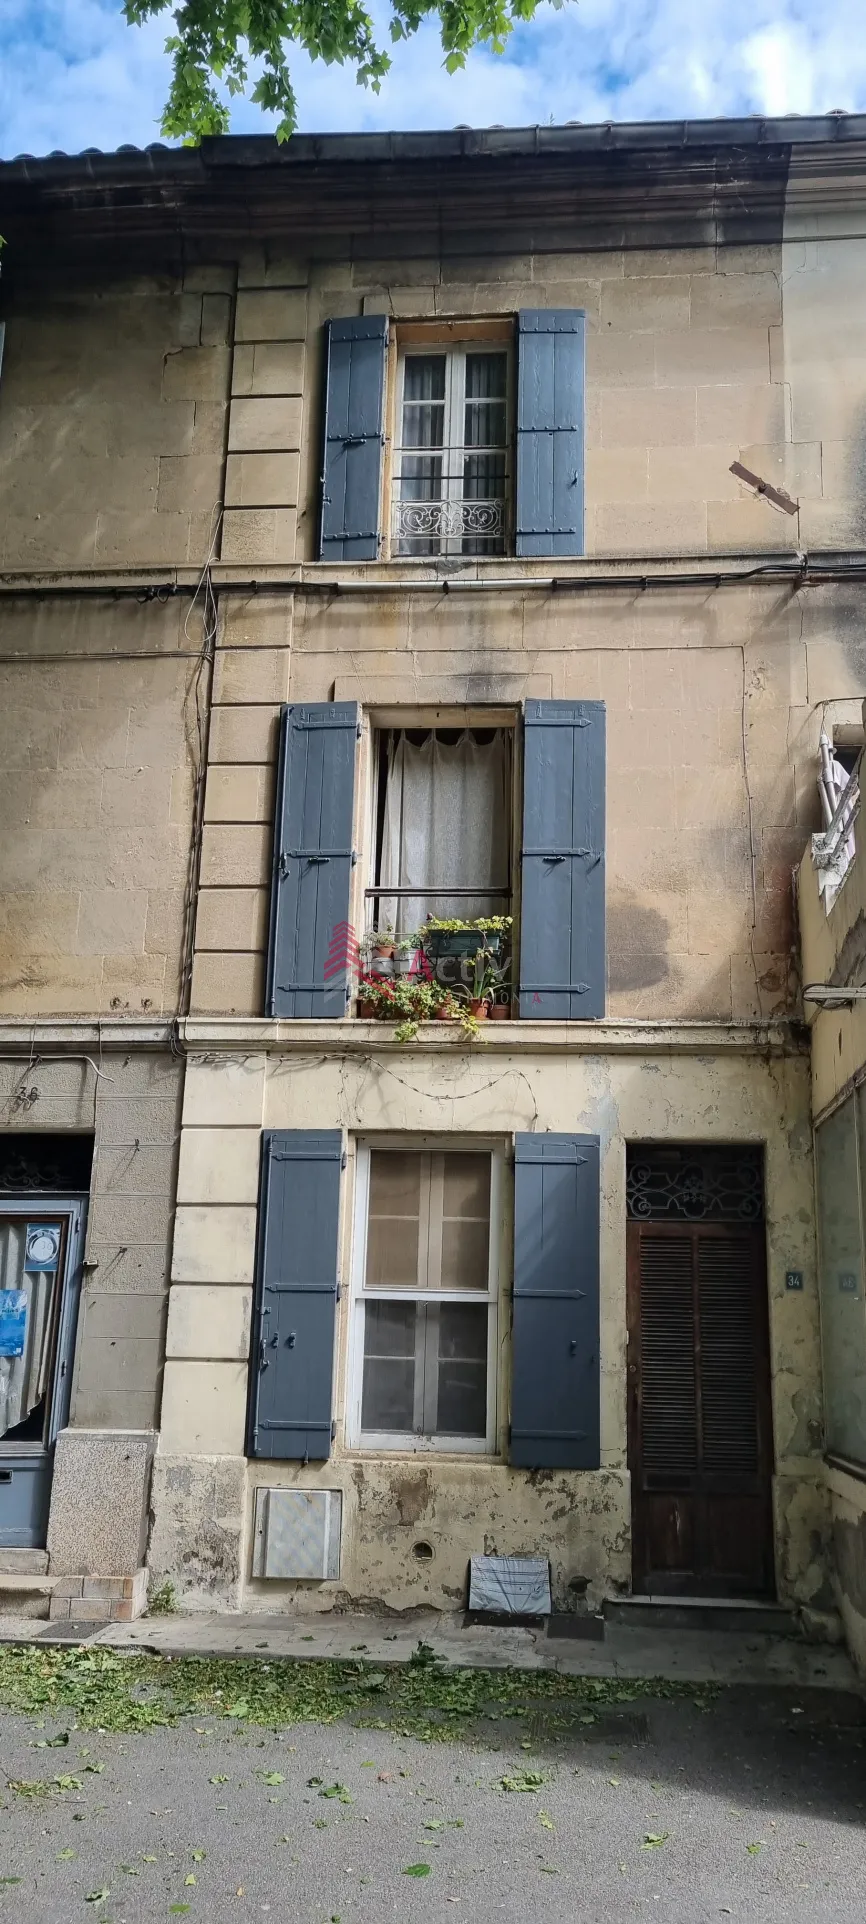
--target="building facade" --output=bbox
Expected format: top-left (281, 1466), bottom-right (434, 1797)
top-left (1, 118), bottom-right (865, 1649)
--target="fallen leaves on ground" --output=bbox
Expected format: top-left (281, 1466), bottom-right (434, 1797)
top-left (403, 1863), bottom-right (431, 1877)
top-left (642, 1833), bottom-right (669, 1849)
top-left (498, 1771), bottom-right (546, 1793)
top-left (0, 1644), bottom-right (716, 1747)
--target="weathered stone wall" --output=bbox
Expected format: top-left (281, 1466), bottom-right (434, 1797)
top-left (193, 576), bottom-right (866, 1024)
top-left (0, 1052), bottom-right (182, 1431)
top-left (218, 233), bottom-right (866, 568)
top-left (0, 271), bottom-right (232, 570)
top-left (149, 1042), bottom-right (826, 1616)
top-left (0, 595), bottom-right (208, 1018)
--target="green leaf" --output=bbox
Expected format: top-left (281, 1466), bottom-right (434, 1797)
top-left (185, 1873), bottom-right (196, 1886)
top-left (119, 1865), bottom-right (139, 1875)
top-left (746, 1841), bottom-right (765, 1856)
top-left (170, 1909), bottom-right (191, 1917)
top-left (539, 1812), bottom-right (555, 1831)
top-left (422, 1819), bottom-right (445, 1831)
top-left (141, 1855), bottom-right (158, 1863)
top-left (85, 1890), bottom-right (110, 1904)
top-left (608, 1777), bottom-right (621, 1787)
top-left (259, 1772), bottom-right (285, 1786)
top-left (642, 1833), bottom-right (669, 1849)
top-left (320, 1784), bottom-right (352, 1802)
top-left (57, 1850), bottom-right (77, 1861)
top-left (403, 1864), bottom-right (431, 1877)
top-left (54, 1775), bottom-right (82, 1792)
top-left (499, 1771), bottom-right (546, 1793)
top-left (209, 1776), bottom-right (228, 1785)
top-left (84, 1763), bottom-right (104, 1774)
top-left (191, 1851), bottom-right (206, 1863)
top-left (0, 1879), bottom-right (22, 1886)
top-left (226, 1701), bottom-right (249, 1718)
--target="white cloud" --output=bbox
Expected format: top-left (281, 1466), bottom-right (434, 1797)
top-left (2, 0), bottom-right (866, 161)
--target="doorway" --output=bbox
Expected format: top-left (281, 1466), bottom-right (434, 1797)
top-left (626, 1146), bottom-right (774, 1598)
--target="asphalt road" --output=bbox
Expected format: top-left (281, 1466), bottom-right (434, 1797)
top-left (0, 1674), bottom-right (864, 1924)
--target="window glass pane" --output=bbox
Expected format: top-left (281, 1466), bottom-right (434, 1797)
top-left (361, 1301), bottom-right (417, 1432)
top-left (435, 1303), bottom-right (487, 1436)
top-left (817, 1098), bottom-right (866, 1463)
top-left (440, 1153), bottom-right (491, 1289)
top-left (464, 352), bottom-right (507, 450)
top-left (401, 356), bottom-right (446, 448)
top-left (366, 1151), bottom-right (422, 1288)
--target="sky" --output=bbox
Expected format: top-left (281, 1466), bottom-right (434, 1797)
top-left (0, 0), bottom-right (862, 160)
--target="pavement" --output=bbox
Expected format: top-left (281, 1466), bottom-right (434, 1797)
top-left (0, 1604), bottom-right (858, 1691)
top-left (0, 1645), bottom-right (863, 1923)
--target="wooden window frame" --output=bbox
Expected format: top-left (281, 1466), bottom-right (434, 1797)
top-left (382, 319), bottom-right (515, 561)
top-left (346, 1139), bottom-right (503, 1454)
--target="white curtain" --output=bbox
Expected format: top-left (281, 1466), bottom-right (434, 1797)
top-left (380, 731), bottom-right (509, 935)
top-left (0, 1224), bottom-right (54, 1439)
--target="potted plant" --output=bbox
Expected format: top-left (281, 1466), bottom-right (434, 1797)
top-left (465, 946), bottom-right (499, 1019)
top-left (370, 923), bottom-right (395, 976)
top-left (372, 922), bottom-right (395, 953)
top-left (485, 954), bottom-right (513, 1019)
top-left (394, 933), bottom-right (424, 977)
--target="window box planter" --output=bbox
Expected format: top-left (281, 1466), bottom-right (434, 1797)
top-left (423, 929), bottom-right (504, 961)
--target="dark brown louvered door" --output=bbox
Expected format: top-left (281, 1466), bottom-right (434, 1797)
top-left (627, 1222), bottom-right (774, 1598)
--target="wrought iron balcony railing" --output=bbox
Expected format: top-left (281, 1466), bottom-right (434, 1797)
top-left (391, 450), bottom-right (509, 556)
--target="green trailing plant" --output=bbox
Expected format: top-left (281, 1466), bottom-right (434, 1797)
top-left (423, 915), bottom-right (513, 934)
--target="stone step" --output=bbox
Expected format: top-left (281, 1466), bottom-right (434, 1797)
top-left (0, 1550), bottom-right (49, 1576)
top-left (0, 1574), bottom-right (59, 1621)
top-left (603, 1595), bottom-right (800, 1638)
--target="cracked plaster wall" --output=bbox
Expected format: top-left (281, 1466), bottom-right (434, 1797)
top-left (150, 1045), bottom-right (828, 1617)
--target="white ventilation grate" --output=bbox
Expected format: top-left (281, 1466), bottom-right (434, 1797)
top-left (252, 1488), bottom-right (342, 1580)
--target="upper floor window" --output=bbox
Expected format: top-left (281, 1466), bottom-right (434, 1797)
top-left (392, 348), bottom-right (509, 559)
top-left (319, 310), bottom-right (586, 565)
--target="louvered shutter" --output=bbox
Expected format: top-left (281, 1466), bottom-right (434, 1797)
top-left (267, 702), bottom-right (359, 1019)
top-left (319, 315), bottom-right (388, 560)
top-left (510, 1133), bottom-right (600, 1469)
top-left (515, 310), bottom-right (585, 558)
top-left (519, 700), bottom-right (605, 1019)
top-left (249, 1131), bottom-right (343, 1462)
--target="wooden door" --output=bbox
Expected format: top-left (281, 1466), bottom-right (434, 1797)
top-left (627, 1221), bottom-right (774, 1598)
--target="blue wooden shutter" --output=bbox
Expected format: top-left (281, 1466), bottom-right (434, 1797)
top-left (510, 1133), bottom-right (600, 1469)
top-left (320, 315), bottom-right (388, 560)
top-left (249, 1130), bottom-right (343, 1462)
top-left (267, 702), bottom-right (359, 1019)
top-left (515, 310), bottom-right (585, 558)
top-left (519, 699), bottom-right (605, 1020)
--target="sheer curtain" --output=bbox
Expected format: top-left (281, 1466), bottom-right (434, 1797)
top-left (379, 731), bottom-right (509, 935)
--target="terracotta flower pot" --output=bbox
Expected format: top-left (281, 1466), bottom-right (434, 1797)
top-left (469, 1000), bottom-right (489, 1019)
top-left (357, 999), bottom-right (377, 1019)
top-left (373, 942), bottom-right (395, 960)
top-left (488, 1001), bottom-right (512, 1020)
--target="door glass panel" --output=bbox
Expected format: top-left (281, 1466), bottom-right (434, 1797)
top-left (817, 1098), bottom-right (866, 1462)
top-left (0, 1221), bottom-right (61, 1445)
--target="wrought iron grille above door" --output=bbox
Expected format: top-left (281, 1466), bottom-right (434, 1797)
top-left (626, 1145), bottom-right (764, 1225)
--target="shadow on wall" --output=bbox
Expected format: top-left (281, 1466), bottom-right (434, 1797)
top-left (607, 898), bottom-right (670, 994)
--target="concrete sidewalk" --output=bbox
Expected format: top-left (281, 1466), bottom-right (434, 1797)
top-left (0, 1605), bottom-right (859, 1691)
